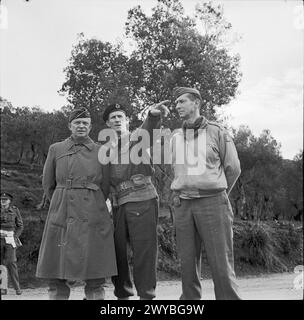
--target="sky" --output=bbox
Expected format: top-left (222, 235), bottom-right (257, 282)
top-left (0, 0), bottom-right (303, 159)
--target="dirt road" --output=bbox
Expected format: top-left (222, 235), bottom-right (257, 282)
top-left (1, 272), bottom-right (303, 300)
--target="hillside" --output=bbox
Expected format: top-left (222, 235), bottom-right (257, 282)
top-left (1, 162), bottom-right (303, 288)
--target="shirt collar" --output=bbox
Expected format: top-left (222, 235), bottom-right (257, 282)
top-left (66, 136), bottom-right (95, 151)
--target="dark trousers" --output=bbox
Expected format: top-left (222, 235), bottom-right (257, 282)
top-left (112, 198), bottom-right (158, 299)
top-left (48, 278), bottom-right (106, 300)
top-left (174, 191), bottom-right (241, 300)
top-left (0, 239), bottom-right (21, 292)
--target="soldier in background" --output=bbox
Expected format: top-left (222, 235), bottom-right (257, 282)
top-left (0, 192), bottom-right (23, 295)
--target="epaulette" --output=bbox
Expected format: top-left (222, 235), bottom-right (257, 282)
top-left (207, 120), bottom-right (224, 130)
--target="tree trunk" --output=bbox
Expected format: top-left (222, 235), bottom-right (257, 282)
top-left (30, 143), bottom-right (36, 165)
top-left (236, 178), bottom-right (247, 219)
top-left (16, 144), bottom-right (24, 164)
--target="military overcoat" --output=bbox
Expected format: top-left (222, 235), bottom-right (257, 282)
top-left (36, 136), bottom-right (117, 280)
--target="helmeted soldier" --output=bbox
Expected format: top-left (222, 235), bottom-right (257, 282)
top-left (0, 191), bottom-right (23, 295)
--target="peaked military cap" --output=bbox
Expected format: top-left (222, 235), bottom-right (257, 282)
top-left (103, 103), bottom-right (127, 122)
top-left (173, 87), bottom-right (202, 101)
top-left (0, 192), bottom-right (13, 200)
top-left (68, 107), bottom-right (91, 123)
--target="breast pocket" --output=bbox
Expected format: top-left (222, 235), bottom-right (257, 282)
top-left (206, 143), bottom-right (220, 164)
top-left (6, 213), bottom-right (15, 224)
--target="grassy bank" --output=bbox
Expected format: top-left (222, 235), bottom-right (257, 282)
top-left (1, 163), bottom-right (303, 288)
top-left (157, 217), bottom-right (303, 280)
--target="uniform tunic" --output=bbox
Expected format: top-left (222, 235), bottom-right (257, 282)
top-left (170, 117), bottom-right (241, 197)
top-left (0, 205), bottom-right (23, 262)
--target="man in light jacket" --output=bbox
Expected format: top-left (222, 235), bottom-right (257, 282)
top-left (169, 87), bottom-right (241, 300)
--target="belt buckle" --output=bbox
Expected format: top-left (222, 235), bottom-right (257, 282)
top-left (66, 179), bottom-right (72, 189)
top-left (130, 174), bottom-right (146, 189)
top-left (120, 182), bottom-right (128, 191)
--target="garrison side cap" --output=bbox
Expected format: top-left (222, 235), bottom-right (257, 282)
top-left (69, 107), bottom-right (91, 123)
top-left (173, 87), bottom-right (202, 101)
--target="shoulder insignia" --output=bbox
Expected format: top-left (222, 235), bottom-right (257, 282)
top-left (207, 121), bottom-right (223, 130)
top-left (224, 132), bottom-right (232, 142)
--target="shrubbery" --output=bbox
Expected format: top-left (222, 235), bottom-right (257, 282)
top-left (156, 219), bottom-right (303, 278)
top-left (2, 165), bottom-right (302, 286)
top-left (13, 211), bottom-right (303, 288)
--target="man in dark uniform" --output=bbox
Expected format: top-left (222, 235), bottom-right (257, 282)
top-left (169, 87), bottom-right (241, 300)
top-left (100, 101), bottom-right (169, 300)
top-left (0, 192), bottom-right (23, 295)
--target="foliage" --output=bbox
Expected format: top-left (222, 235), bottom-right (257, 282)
top-left (1, 97), bottom-right (69, 165)
top-left (233, 220), bottom-right (302, 273)
top-left (1, 163), bottom-right (302, 286)
top-left (59, 0), bottom-right (242, 132)
top-left (60, 36), bottom-right (144, 136)
top-left (230, 126), bottom-right (303, 221)
top-left (1, 1), bottom-right (302, 222)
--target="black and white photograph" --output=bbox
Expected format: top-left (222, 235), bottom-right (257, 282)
top-left (0, 0), bottom-right (303, 306)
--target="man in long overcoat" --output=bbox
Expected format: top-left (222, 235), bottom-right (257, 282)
top-left (36, 107), bottom-right (117, 300)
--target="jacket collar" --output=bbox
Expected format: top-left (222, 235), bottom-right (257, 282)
top-left (66, 136), bottom-right (95, 151)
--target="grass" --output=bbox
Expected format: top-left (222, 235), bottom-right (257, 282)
top-left (1, 163), bottom-right (303, 287)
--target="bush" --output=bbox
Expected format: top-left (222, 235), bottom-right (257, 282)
top-left (157, 218), bottom-right (180, 277)
top-left (234, 220), bottom-right (303, 272)
top-left (13, 213), bottom-right (303, 287)
top-left (17, 212), bottom-right (47, 287)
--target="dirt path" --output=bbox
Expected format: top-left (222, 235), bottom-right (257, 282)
top-left (1, 272), bottom-right (302, 300)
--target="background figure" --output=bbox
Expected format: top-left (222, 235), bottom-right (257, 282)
top-left (0, 192), bottom-right (23, 295)
top-left (101, 101), bottom-right (169, 300)
top-left (36, 107), bottom-right (117, 300)
top-left (170, 87), bottom-right (241, 300)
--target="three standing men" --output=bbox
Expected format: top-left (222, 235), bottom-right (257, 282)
top-left (36, 107), bottom-right (117, 300)
top-left (170, 87), bottom-right (241, 300)
top-left (37, 86), bottom-right (241, 300)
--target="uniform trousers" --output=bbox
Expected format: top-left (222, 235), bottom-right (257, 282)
top-left (0, 238), bottom-right (21, 292)
top-left (48, 278), bottom-right (106, 300)
top-left (174, 191), bottom-right (241, 300)
top-left (112, 198), bottom-right (158, 299)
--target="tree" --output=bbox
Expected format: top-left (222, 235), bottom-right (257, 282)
top-left (232, 126), bottom-right (283, 220)
top-left (1, 98), bottom-right (69, 166)
top-left (126, 0), bottom-right (242, 127)
top-left (59, 34), bottom-right (144, 138)
top-left (60, 0), bottom-right (242, 135)
top-left (277, 151), bottom-right (303, 221)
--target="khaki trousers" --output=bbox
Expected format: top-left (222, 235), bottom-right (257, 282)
top-left (174, 191), bottom-right (241, 300)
